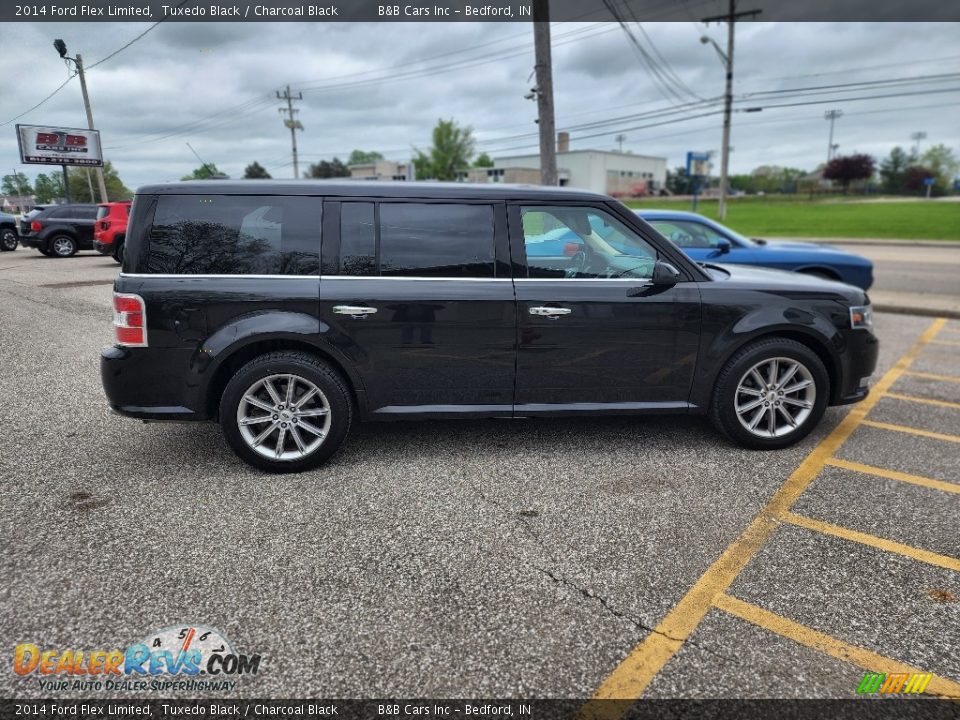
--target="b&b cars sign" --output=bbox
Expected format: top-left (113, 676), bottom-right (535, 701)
top-left (16, 124), bottom-right (103, 167)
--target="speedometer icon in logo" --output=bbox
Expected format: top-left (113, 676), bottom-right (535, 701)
top-left (142, 625), bottom-right (234, 663)
top-left (132, 624), bottom-right (262, 677)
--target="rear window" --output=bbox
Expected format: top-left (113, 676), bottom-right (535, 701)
top-left (142, 195), bottom-right (321, 275)
top-left (96, 206), bottom-right (109, 220)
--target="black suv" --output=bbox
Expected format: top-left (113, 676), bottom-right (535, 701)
top-left (19, 203), bottom-right (98, 257)
top-left (101, 181), bottom-right (878, 472)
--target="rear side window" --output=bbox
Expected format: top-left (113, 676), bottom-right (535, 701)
top-left (96, 206), bottom-right (109, 220)
top-left (336, 202), bottom-right (495, 278)
top-left (379, 203), bottom-right (494, 277)
top-left (143, 195), bottom-right (321, 275)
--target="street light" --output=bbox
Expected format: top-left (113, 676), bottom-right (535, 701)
top-left (51, 38), bottom-right (108, 203)
top-left (701, 33), bottom-right (734, 220)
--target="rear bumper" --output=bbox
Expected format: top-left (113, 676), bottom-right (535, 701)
top-left (93, 238), bottom-right (113, 255)
top-left (101, 345), bottom-right (206, 421)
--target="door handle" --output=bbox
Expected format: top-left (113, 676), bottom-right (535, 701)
top-left (529, 306), bottom-right (572, 318)
top-left (333, 305), bottom-right (378, 319)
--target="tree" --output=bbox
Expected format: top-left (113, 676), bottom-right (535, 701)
top-left (413, 118), bottom-right (476, 181)
top-left (879, 146), bottom-right (910, 194)
top-left (67, 162), bottom-right (132, 203)
top-left (665, 166), bottom-right (691, 195)
top-left (243, 162), bottom-right (272, 179)
top-left (304, 158), bottom-right (349, 179)
top-left (33, 172), bottom-right (65, 203)
top-left (473, 152), bottom-right (494, 168)
top-left (903, 166), bottom-right (937, 194)
top-left (823, 153), bottom-right (876, 193)
top-left (347, 149), bottom-right (384, 166)
top-left (2, 172), bottom-right (32, 196)
top-left (181, 163), bottom-right (228, 181)
top-left (920, 144), bottom-right (959, 194)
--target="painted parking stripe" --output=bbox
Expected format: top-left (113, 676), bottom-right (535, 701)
top-left (581, 318), bottom-right (947, 714)
top-left (860, 419), bottom-right (960, 444)
top-left (712, 593), bottom-right (960, 699)
top-left (884, 392), bottom-right (960, 411)
top-left (781, 511), bottom-right (960, 573)
top-left (825, 458), bottom-right (959, 495)
top-left (903, 370), bottom-right (960, 384)
top-left (929, 339), bottom-right (960, 347)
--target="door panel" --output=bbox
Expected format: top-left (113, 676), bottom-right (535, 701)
top-left (510, 203), bottom-right (702, 410)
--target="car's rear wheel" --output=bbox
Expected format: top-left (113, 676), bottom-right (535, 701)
top-left (0, 227), bottom-right (18, 251)
top-left (113, 241), bottom-right (124, 264)
top-left (50, 235), bottom-right (78, 258)
top-left (219, 351), bottom-right (352, 473)
top-left (710, 338), bottom-right (829, 449)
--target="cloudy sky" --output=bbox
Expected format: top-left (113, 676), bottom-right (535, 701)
top-left (1, 20), bottom-right (958, 190)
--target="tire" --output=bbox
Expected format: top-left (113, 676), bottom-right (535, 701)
top-left (219, 351), bottom-right (352, 473)
top-left (709, 337), bottom-right (829, 450)
top-left (0, 227), bottom-right (17, 251)
top-left (113, 241), bottom-right (124, 265)
top-left (49, 235), bottom-right (78, 258)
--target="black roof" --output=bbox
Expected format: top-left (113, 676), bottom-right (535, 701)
top-left (136, 180), bottom-right (612, 202)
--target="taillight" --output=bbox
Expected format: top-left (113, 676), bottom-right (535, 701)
top-left (101, 220), bottom-right (111, 230)
top-left (30, 220), bottom-right (42, 232)
top-left (113, 293), bottom-right (147, 347)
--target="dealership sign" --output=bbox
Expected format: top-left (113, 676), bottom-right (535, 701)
top-left (16, 124), bottom-right (103, 167)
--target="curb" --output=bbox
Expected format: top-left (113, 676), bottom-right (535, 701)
top-left (874, 304), bottom-right (960, 320)
top-left (804, 239), bottom-right (960, 249)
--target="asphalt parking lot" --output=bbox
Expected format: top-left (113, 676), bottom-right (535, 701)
top-left (1, 249), bottom-right (958, 701)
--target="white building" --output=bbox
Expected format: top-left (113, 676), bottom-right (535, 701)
top-left (485, 133), bottom-right (667, 196)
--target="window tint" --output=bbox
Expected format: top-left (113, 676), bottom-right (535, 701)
top-left (339, 202), bottom-right (376, 276)
top-left (650, 219), bottom-right (728, 249)
top-left (78, 207), bottom-right (99, 220)
top-left (378, 203), bottom-right (495, 278)
top-left (145, 195), bottom-right (320, 275)
top-left (521, 206), bottom-right (657, 279)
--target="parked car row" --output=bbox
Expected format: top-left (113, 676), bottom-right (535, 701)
top-left (12, 201), bottom-right (130, 261)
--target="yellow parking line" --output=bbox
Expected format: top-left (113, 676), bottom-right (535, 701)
top-left (884, 392), bottom-right (960, 411)
top-left (581, 317), bottom-right (947, 714)
top-left (780, 511), bottom-right (960, 573)
top-left (825, 458), bottom-right (960, 495)
top-left (713, 594), bottom-right (960, 699)
top-left (860, 419), bottom-right (960, 444)
top-left (903, 370), bottom-right (960, 384)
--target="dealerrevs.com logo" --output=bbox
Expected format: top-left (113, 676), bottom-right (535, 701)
top-left (13, 624), bottom-right (263, 692)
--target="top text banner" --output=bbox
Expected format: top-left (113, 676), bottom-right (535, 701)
top-left (3, 0), bottom-right (958, 22)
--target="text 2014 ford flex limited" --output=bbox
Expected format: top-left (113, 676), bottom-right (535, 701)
top-left (100, 181), bottom-right (878, 472)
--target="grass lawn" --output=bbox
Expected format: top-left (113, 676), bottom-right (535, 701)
top-left (624, 196), bottom-right (960, 240)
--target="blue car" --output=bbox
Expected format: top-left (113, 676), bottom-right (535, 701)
top-left (636, 210), bottom-right (873, 290)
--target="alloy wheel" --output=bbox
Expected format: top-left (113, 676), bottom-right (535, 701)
top-left (734, 357), bottom-right (816, 438)
top-left (236, 374), bottom-right (332, 461)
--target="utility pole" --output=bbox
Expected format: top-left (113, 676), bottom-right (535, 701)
top-left (615, 134), bottom-right (626, 153)
top-left (277, 86), bottom-right (303, 179)
top-left (532, 0), bottom-right (557, 186)
top-left (702, 0), bottom-right (760, 221)
top-left (53, 41), bottom-right (108, 202)
top-left (910, 131), bottom-right (927, 160)
top-left (824, 109), bottom-right (842, 164)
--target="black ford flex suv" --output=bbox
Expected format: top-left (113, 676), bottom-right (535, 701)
top-left (101, 181), bottom-right (878, 472)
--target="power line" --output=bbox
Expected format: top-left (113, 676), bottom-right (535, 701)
top-left (0, 73), bottom-right (76, 127)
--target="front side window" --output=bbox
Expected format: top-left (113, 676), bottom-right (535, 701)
top-left (650, 219), bottom-right (729, 249)
top-left (520, 205), bottom-right (657, 279)
top-left (144, 195), bottom-right (320, 275)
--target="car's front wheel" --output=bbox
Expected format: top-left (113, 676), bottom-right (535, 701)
top-left (710, 338), bottom-right (829, 449)
top-left (0, 227), bottom-right (18, 251)
top-left (49, 235), bottom-right (78, 258)
top-left (219, 351), bottom-right (352, 472)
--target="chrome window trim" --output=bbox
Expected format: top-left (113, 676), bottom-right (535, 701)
top-left (119, 273), bottom-right (653, 284)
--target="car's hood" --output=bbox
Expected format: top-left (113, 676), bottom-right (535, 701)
top-left (703, 262), bottom-right (866, 303)
top-left (759, 239), bottom-right (844, 252)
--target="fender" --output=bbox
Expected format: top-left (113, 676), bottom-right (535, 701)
top-left (187, 309), bottom-right (366, 400)
top-left (689, 303), bottom-right (844, 410)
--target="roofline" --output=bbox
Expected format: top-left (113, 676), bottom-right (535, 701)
top-left (496, 149), bottom-right (667, 161)
top-left (134, 179), bottom-right (615, 201)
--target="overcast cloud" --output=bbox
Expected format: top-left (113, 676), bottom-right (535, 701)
top-left (0, 20), bottom-right (957, 190)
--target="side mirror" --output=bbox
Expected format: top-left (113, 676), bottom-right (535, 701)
top-left (716, 239), bottom-right (732, 254)
top-left (651, 260), bottom-right (682, 286)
